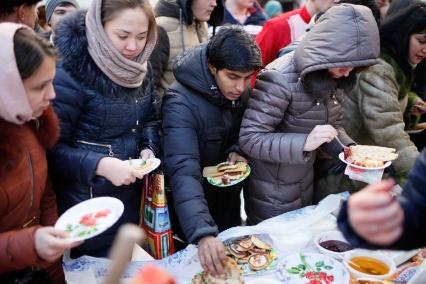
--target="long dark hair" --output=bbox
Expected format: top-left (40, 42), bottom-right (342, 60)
top-left (13, 28), bottom-right (56, 80)
top-left (0, 0), bottom-right (39, 18)
top-left (380, 2), bottom-right (426, 81)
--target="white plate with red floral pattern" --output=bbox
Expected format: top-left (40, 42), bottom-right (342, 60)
top-left (55, 197), bottom-right (124, 242)
top-left (277, 253), bottom-right (350, 284)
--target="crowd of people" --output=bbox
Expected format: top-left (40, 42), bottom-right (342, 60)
top-left (0, 0), bottom-right (425, 283)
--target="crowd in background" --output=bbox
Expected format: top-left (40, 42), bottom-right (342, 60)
top-left (0, 0), bottom-right (425, 283)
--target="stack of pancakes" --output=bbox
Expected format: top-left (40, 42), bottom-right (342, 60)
top-left (225, 236), bottom-right (273, 272)
top-left (344, 145), bottom-right (398, 168)
top-left (191, 257), bottom-right (244, 284)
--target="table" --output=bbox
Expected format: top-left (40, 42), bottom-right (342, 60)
top-left (62, 193), bottom-right (426, 284)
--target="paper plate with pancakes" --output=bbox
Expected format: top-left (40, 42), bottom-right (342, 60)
top-left (203, 162), bottom-right (251, 187)
top-left (339, 145), bottom-right (398, 170)
top-left (223, 234), bottom-right (278, 276)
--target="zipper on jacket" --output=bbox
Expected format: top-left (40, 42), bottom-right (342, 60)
top-left (232, 100), bottom-right (236, 108)
top-left (89, 186), bottom-right (93, 199)
top-left (22, 149), bottom-right (35, 228)
top-left (76, 140), bottom-right (115, 157)
top-left (324, 101), bottom-right (329, 124)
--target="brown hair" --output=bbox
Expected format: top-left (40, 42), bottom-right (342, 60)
top-left (13, 28), bottom-right (56, 80)
top-left (101, 0), bottom-right (156, 39)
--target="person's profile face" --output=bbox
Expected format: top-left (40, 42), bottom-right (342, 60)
top-left (50, 4), bottom-right (77, 30)
top-left (192, 0), bottom-right (217, 22)
top-left (328, 67), bottom-right (354, 79)
top-left (23, 56), bottom-right (57, 118)
top-left (208, 65), bottom-right (254, 101)
top-left (408, 33), bottom-right (426, 65)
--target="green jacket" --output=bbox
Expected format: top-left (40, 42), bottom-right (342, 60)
top-left (381, 52), bottom-right (421, 129)
top-left (344, 53), bottom-right (419, 182)
top-left (314, 53), bottom-right (421, 201)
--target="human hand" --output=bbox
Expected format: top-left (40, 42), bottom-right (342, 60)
top-left (227, 152), bottom-right (248, 165)
top-left (96, 157), bottom-right (145, 186)
top-left (303, 125), bottom-right (338, 152)
top-left (35, 227), bottom-right (83, 262)
top-left (198, 236), bottom-right (226, 278)
top-left (348, 179), bottom-right (404, 246)
top-left (140, 149), bottom-right (155, 160)
top-left (412, 100), bottom-right (426, 116)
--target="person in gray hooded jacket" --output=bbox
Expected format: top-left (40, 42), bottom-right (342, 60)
top-left (239, 4), bottom-right (380, 225)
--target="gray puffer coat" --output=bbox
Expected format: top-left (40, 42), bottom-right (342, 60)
top-left (239, 4), bottom-right (379, 224)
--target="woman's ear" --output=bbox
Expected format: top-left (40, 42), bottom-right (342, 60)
top-left (15, 4), bottom-right (26, 22)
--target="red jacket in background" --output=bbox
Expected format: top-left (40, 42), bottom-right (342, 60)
top-left (256, 5), bottom-right (311, 67)
top-left (0, 107), bottom-right (63, 283)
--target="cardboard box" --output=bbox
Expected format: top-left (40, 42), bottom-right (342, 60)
top-left (143, 203), bottom-right (171, 233)
top-left (145, 229), bottom-right (175, 259)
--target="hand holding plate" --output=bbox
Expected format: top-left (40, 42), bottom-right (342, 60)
top-left (35, 227), bottom-right (83, 262)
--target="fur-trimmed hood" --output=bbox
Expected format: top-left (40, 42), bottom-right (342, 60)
top-left (0, 106), bottom-right (59, 175)
top-left (54, 10), bottom-right (153, 100)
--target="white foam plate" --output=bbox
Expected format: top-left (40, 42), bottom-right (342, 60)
top-left (339, 152), bottom-right (392, 170)
top-left (55, 197), bottom-right (124, 242)
top-left (406, 128), bottom-right (425, 134)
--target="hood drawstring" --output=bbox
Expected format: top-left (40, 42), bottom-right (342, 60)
top-left (179, 9), bottom-right (185, 52)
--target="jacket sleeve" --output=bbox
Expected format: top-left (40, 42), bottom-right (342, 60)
top-left (39, 178), bottom-right (58, 226)
top-left (394, 149), bottom-right (426, 249)
top-left (404, 91), bottom-right (422, 130)
top-left (357, 63), bottom-right (419, 176)
top-left (49, 67), bottom-right (106, 186)
top-left (0, 226), bottom-right (49, 274)
top-left (148, 26), bottom-right (170, 117)
top-left (337, 150), bottom-right (426, 250)
top-left (162, 93), bottom-right (218, 244)
top-left (325, 100), bottom-right (355, 156)
top-left (239, 70), bottom-right (314, 165)
top-left (138, 64), bottom-right (160, 156)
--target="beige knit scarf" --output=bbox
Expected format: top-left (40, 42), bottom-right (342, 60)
top-left (85, 0), bottom-right (157, 88)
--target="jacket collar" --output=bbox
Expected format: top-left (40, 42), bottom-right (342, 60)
top-left (0, 106), bottom-right (59, 175)
top-left (173, 43), bottom-right (245, 108)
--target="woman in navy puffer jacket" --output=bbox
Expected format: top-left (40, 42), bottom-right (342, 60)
top-left (48, 0), bottom-right (159, 258)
